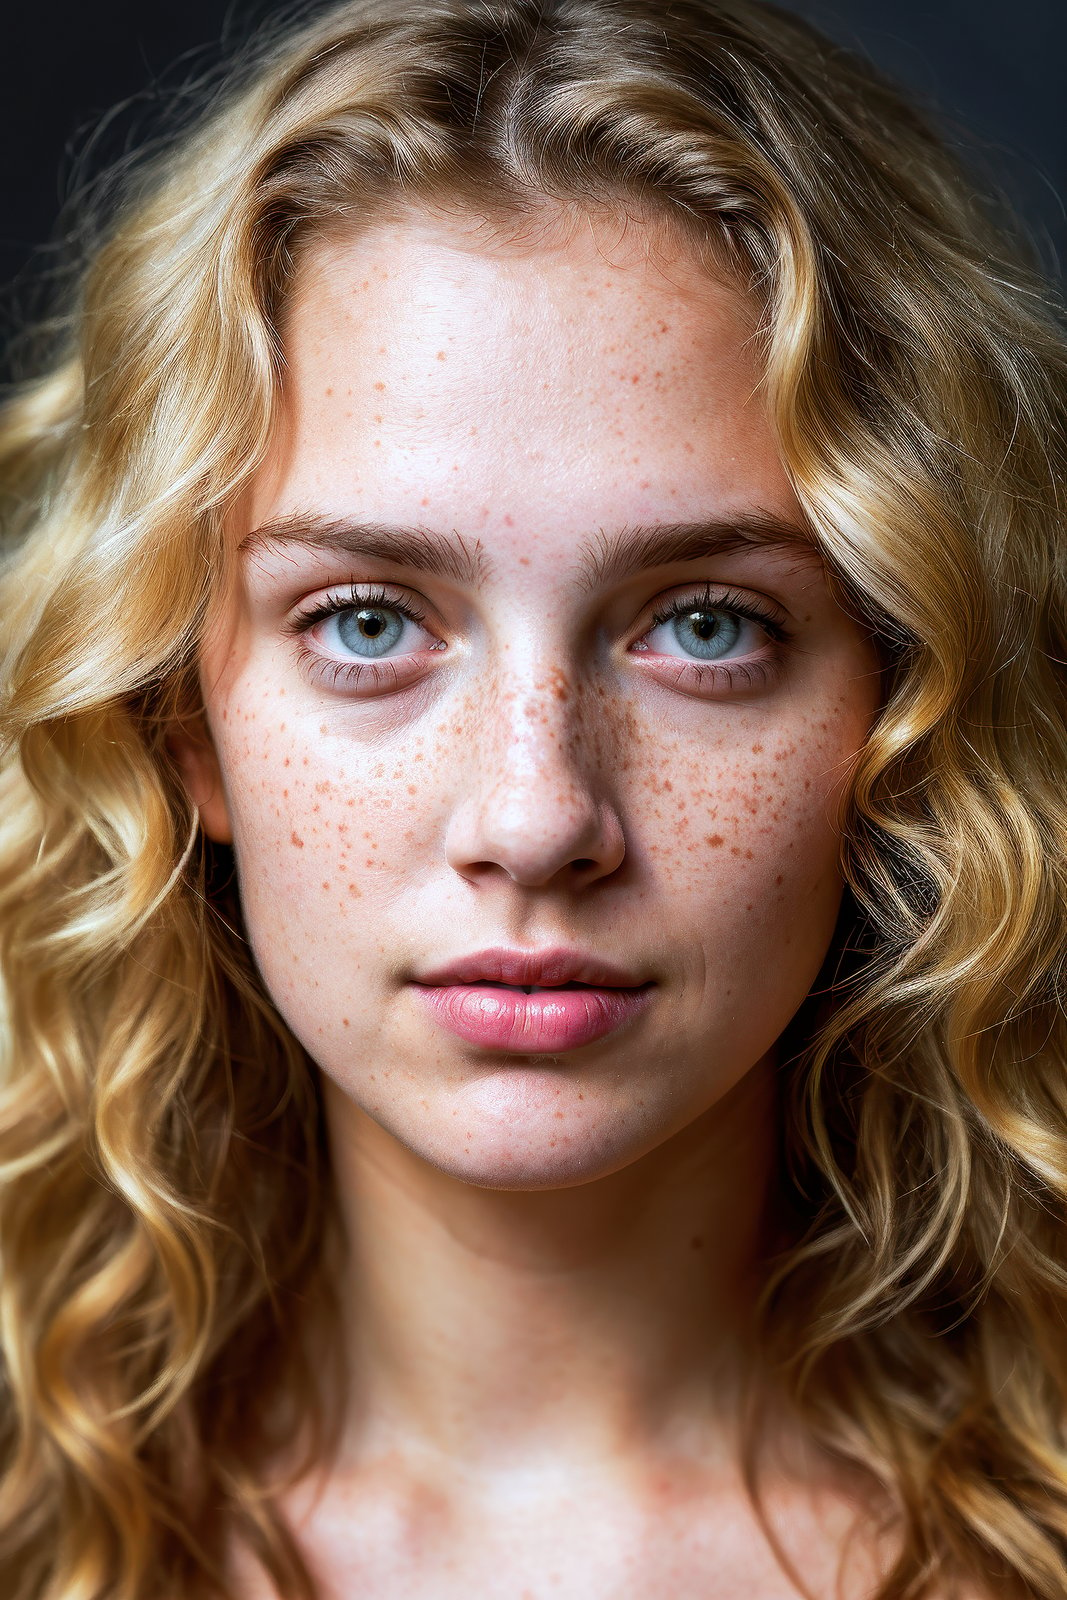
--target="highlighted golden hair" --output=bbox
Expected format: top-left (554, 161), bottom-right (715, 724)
top-left (2, 2), bottom-right (1066, 1595)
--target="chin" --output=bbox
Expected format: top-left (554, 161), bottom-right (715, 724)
top-left (410, 1072), bottom-right (656, 1190)
top-left (426, 1141), bottom-right (623, 1192)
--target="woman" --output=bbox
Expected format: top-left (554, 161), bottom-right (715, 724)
top-left (2, 1), bottom-right (1066, 1596)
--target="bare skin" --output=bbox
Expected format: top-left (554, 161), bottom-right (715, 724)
top-left (178, 205), bottom-right (889, 1597)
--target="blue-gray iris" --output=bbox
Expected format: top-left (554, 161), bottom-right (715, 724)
top-left (337, 607), bottom-right (405, 658)
top-left (675, 610), bottom-right (740, 660)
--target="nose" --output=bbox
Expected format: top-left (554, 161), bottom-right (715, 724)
top-left (443, 669), bottom-right (626, 891)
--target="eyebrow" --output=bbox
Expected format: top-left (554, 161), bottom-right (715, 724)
top-left (240, 509), bottom-right (817, 591)
top-left (240, 515), bottom-right (490, 586)
top-left (575, 513), bottom-right (818, 591)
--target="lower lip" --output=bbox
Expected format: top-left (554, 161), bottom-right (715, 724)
top-left (412, 983), bottom-right (653, 1054)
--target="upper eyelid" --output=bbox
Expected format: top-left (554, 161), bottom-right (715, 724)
top-left (288, 582), bottom-right (431, 630)
top-left (646, 587), bottom-right (787, 626)
top-left (291, 577), bottom-right (788, 615)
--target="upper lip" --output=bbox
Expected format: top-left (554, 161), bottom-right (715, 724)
top-left (413, 947), bottom-right (648, 989)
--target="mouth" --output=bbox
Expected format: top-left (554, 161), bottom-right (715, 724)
top-left (409, 947), bottom-right (654, 1054)
top-left (410, 974), bottom-right (654, 1055)
top-left (462, 979), bottom-right (612, 994)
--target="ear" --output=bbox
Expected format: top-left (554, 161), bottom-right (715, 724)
top-left (167, 716), bottom-right (234, 845)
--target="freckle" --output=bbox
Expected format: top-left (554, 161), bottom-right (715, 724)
top-left (578, 1093), bottom-right (584, 1100)
top-left (436, 350), bottom-right (447, 361)
top-left (705, 834), bottom-right (724, 848)
top-left (504, 514), bottom-right (515, 526)
top-left (374, 381), bottom-right (385, 391)
top-left (348, 883), bottom-right (361, 896)
top-left (751, 744), bottom-right (763, 754)
top-left (365, 859), bottom-right (374, 867)
top-left (322, 881), bottom-right (331, 890)
top-left (689, 1236), bottom-right (704, 1251)
top-left (342, 1018), bottom-right (350, 1027)
top-left (290, 832), bottom-right (305, 848)
top-left (325, 387), bottom-right (333, 398)
top-left (775, 874), bottom-right (783, 885)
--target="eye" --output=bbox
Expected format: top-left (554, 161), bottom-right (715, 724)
top-left (286, 584), bottom-right (445, 695)
top-left (318, 598), bottom-right (431, 660)
top-left (636, 586), bottom-right (786, 661)
top-left (293, 585), bottom-right (442, 661)
top-left (628, 585), bottom-right (789, 695)
top-left (646, 604), bottom-right (756, 661)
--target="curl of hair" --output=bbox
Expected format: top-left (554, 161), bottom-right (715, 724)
top-left (2, 2), bottom-right (1066, 1596)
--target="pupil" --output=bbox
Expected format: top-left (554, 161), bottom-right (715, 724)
top-left (691, 612), bottom-right (718, 639)
top-left (360, 611), bottom-right (386, 637)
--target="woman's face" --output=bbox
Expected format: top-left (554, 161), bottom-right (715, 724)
top-left (189, 208), bottom-right (880, 1189)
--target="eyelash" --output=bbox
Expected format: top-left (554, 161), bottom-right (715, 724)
top-left (646, 585), bottom-right (786, 641)
top-left (288, 582), bottom-right (789, 694)
top-left (290, 584), bottom-right (430, 632)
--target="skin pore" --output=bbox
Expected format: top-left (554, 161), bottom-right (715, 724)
top-left (178, 206), bottom-right (886, 1596)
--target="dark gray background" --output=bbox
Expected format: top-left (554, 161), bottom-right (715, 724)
top-left (3, 0), bottom-right (1064, 361)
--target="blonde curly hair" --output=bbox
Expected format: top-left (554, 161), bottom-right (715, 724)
top-left (2, 2), bottom-right (1066, 1596)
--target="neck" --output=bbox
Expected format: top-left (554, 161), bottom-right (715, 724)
top-left (321, 1055), bottom-right (780, 1484)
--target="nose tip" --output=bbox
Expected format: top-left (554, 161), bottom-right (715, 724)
top-left (447, 777), bottom-right (626, 889)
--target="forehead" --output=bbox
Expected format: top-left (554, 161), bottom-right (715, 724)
top-left (247, 207), bottom-right (798, 563)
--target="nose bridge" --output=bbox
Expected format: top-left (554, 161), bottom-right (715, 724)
top-left (444, 647), bottom-right (623, 888)
top-left (479, 650), bottom-right (593, 784)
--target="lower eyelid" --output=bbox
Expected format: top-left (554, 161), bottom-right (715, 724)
top-left (629, 651), bottom-right (781, 693)
top-left (295, 641), bottom-right (428, 692)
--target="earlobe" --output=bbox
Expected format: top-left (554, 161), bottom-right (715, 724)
top-left (167, 720), bottom-right (234, 845)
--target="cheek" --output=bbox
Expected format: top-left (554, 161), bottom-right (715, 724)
top-left (210, 697), bottom-right (439, 1004)
top-left (623, 707), bottom-right (856, 963)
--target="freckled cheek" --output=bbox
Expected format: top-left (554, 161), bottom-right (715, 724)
top-left (631, 736), bottom-right (848, 928)
top-left (215, 721), bottom-right (427, 920)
